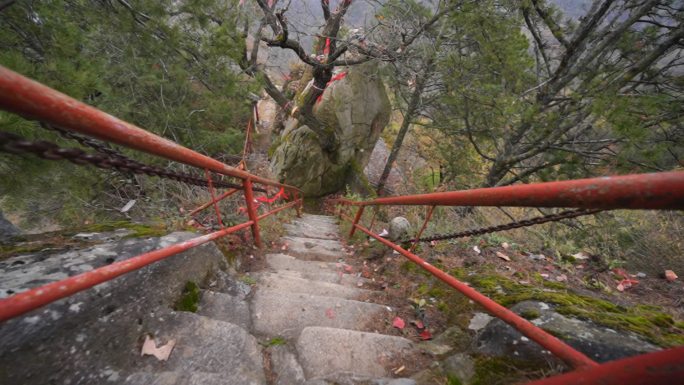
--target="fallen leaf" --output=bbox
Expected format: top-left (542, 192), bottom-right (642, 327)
top-left (394, 365), bottom-right (405, 374)
top-left (378, 229), bottom-right (389, 237)
top-left (325, 308), bottom-right (335, 319)
top-left (392, 316), bottom-right (405, 329)
top-left (141, 335), bottom-right (175, 361)
top-left (281, 243), bottom-right (289, 251)
top-left (502, 242), bottom-right (510, 250)
top-left (411, 320), bottom-right (425, 329)
top-left (419, 329), bottom-right (433, 340)
top-left (556, 274), bottom-right (568, 282)
top-left (473, 246), bottom-right (481, 254)
top-left (665, 270), bottom-right (678, 282)
top-left (617, 283), bottom-right (625, 292)
top-left (344, 265), bottom-right (353, 273)
top-left (495, 251), bottom-right (511, 261)
top-left (540, 273), bottom-right (550, 279)
top-left (572, 252), bottom-right (590, 260)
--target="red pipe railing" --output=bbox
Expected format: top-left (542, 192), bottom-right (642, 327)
top-left (333, 170), bottom-right (684, 382)
top-left (0, 65), bottom-right (303, 322)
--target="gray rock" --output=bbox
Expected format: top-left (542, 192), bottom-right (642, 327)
top-left (270, 345), bottom-right (307, 385)
top-left (419, 326), bottom-right (471, 356)
top-left (442, 353), bottom-right (475, 385)
top-left (0, 232), bottom-right (227, 385)
top-left (297, 327), bottom-right (416, 379)
top-left (468, 312), bottom-right (494, 331)
top-left (0, 211), bottom-right (20, 241)
top-left (198, 290), bottom-right (251, 330)
top-left (271, 61), bottom-right (391, 196)
top-left (475, 301), bottom-right (659, 363)
top-left (208, 269), bottom-right (252, 299)
top-left (388, 217), bottom-right (410, 242)
top-left (251, 289), bottom-right (390, 339)
top-left (266, 253), bottom-right (341, 275)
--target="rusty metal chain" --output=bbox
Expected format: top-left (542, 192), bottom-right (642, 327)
top-left (0, 131), bottom-right (266, 192)
top-left (41, 123), bottom-right (130, 160)
top-left (404, 208), bottom-right (604, 243)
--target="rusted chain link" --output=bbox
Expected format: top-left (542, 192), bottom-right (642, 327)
top-left (404, 208), bottom-right (604, 243)
top-left (0, 131), bottom-right (266, 192)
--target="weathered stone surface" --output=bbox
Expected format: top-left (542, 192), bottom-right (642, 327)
top-left (285, 222), bottom-right (339, 240)
top-left (271, 61), bottom-right (391, 196)
top-left (270, 344), bottom-right (307, 385)
top-left (251, 289), bottom-right (390, 339)
top-left (418, 326), bottom-right (471, 356)
top-left (305, 375), bottom-right (417, 385)
top-left (123, 370), bottom-right (263, 385)
top-left (138, 312), bottom-right (265, 382)
top-left (257, 271), bottom-right (371, 299)
top-left (475, 301), bottom-right (659, 363)
top-left (442, 353), bottom-right (475, 385)
top-left (282, 236), bottom-right (346, 261)
top-left (264, 253), bottom-right (366, 286)
top-left (0, 232), bottom-right (227, 385)
top-left (297, 327), bottom-right (415, 379)
top-left (198, 290), bottom-right (251, 330)
top-left (301, 214), bottom-right (339, 223)
top-left (388, 217), bottom-right (411, 242)
top-left (207, 269), bottom-right (252, 300)
top-left (0, 210), bottom-right (20, 241)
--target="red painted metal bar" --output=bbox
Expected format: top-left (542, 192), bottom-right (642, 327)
top-left (410, 205), bottom-right (436, 252)
top-left (189, 188), bottom-right (239, 217)
top-left (0, 65), bottom-right (298, 192)
top-left (243, 178), bottom-right (262, 248)
top-left (0, 221), bottom-right (254, 322)
top-left (336, 171), bottom-right (684, 210)
top-left (338, 210), bottom-right (598, 370)
top-left (349, 206), bottom-right (365, 237)
top-left (524, 346), bottom-right (684, 385)
top-left (258, 200), bottom-right (301, 220)
top-left (204, 169), bottom-right (224, 229)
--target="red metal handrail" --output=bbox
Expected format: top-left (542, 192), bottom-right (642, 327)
top-left (0, 65), bottom-right (304, 321)
top-left (333, 170), bottom-right (684, 382)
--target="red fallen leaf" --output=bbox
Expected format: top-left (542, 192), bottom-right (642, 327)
top-left (419, 329), bottom-right (432, 340)
top-left (411, 320), bottom-right (425, 329)
top-left (325, 308), bottom-right (335, 319)
top-left (665, 270), bottom-right (678, 282)
top-left (344, 265), bottom-right (353, 273)
top-left (612, 268), bottom-right (631, 280)
top-left (392, 317), bottom-right (405, 329)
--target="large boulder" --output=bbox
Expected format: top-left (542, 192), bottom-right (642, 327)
top-left (271, 61), bottom-right (391, 196)
top-left (0, 211), bottom-right (20, 241)
top-left (474, 301), bottom-right (659, 363)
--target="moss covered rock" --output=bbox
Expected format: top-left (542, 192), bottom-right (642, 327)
top-left (270, 61), bottom-right (391, 196)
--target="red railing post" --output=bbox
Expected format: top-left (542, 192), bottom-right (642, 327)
top-left (243, 178), bottom-right (262, 248)
top-left (410, 205), bottom-right (435, 252)
top-left (204, 169), bottom-right (224, 229)
top-left (349, 206), bottom-right (365, 237)
top-left (294, 191), bottom-right (303, 218)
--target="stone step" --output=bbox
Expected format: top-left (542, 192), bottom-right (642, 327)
top-left (266, 253), bottom-right (341, 274)
top-left (301, 214), bottom-right (339, 223)
top-left (296, 327), bottom-right (416, 380)
top-left (265, 254), bottom-right (368, 287)
top-left (250, 289), bottom-right (391, 339)
top-left (197, 290), bottom-right (251, 330)
top-left (281, 236), bottom-right (346, 261)
top-left (256, 271), bottom-right (372, 299)
top-left (284, 223), bottom-right (339, 240)
top-left (137, 312), bottom-right (265, 382)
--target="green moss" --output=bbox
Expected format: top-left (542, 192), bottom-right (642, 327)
top-left (75, 221), bottom-right (167, 238)
top-left (471, 356), bottom-right (549, 385)
top-left (264, 336), bottom-right (287, 347)
top-left (448, 268), bottom-right (684, 347)
top-left (174, 281), bottom-right (201, 312)
top-left (240, 275), bottom-right (257, 285)
top-left (520, 308), bottom-right (541, 320)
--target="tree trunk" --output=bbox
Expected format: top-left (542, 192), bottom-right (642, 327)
top-left (376, 57), bottom-right (436, 196)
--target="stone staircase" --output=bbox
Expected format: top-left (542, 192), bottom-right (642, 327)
top-left (123, 213), bottom-right (419, 385)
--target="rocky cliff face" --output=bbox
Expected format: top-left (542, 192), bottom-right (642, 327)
top-left (270, 61), bottom-right (391, 196)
